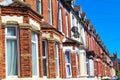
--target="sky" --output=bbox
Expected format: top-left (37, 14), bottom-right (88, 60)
top-left (75, 0), bottom-right (120, 58)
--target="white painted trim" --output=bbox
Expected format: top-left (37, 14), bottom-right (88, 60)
top-left (29, 18), bottom-right (40, 30)
top-left (1, 16), bottom-right (23, 24)
top-left (63, 46), bottom-right (73, 53)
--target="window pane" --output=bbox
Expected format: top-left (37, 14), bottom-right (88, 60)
top-left (86, 57), bottom-right (89, 75)
top-left (42, 40), bottom-right (48, 76)
top-left (43, 59), bottom-right (47, 76)
top-left (32, 32), bottom-right (38, 76)
top-left (32, 43), bottom-right (38, 75)
top-left (48, 11), bottom-right (51, 24)
top-left (7, 27), bottom-right (16, 36)
top-left (67, 65), bottom-right (71, 76)
top-left (48, 0), bottom-right (52, 24)
top-left (42, 41), bottom-right (46, 56)
top-left (56, 43), bottom-right (59, 58)
top-left (56, 43), bottom-right (59, 76)
top-left (36, 0), bottom-right (40, 12)
top-left (32, 32), bottom-right (36, 42)
top-left (48, 0), bottom-right (50, 9)
top-left (65, 52), bottom-right (70, 63)
top-left (7, 40), bottom-right (18, 76)
top-left (66, 14), bottom-right (68, 36)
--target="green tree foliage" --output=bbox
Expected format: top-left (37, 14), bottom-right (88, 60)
top-left (116, 69), bottom-right (120, 77)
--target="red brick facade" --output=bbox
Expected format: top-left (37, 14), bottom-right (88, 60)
top-left (0, 0), bottom-right (115, 80)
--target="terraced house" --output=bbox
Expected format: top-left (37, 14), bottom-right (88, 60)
top-left (0, 0), bottom-right (116, 80)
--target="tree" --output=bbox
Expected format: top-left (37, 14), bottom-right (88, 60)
top-left (116, 69), bottom-right (120, 77)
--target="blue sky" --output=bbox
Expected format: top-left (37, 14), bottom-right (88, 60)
top-left (75, 0), bottom-right (120, 58)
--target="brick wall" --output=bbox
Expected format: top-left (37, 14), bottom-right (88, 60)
top-left (47, 41), bottom-right (56, 78)
top-left (59, 45), bottom-right (66, 78)
top-left (0, 26), bottom-right (5, 78)
top-left (71, 53), bottom-right (77, 78)
top-left (42, 0), bottom-right (49, 22)
top-left (51, 0), bottom-right (58, 28)
top-left (0, 0), bottom-right (3, 2)
top-left (19, 28), bottom-right (32, 77)
top-left (68, 14), bottom-right (71, 37)
top-left (25, 0), bottom-right (36, 11)
top-left (59, 46), bottom-right (66, 78)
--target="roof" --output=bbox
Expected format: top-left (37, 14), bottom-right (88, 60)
top-left (9, 0), bottom-right (30, 8)
top-left (1, 0), bottom-right (43, 19)
top-left (40, 21), bottom-right (54, 29)
top-left (40, 21), bottom-right (62, 35)
top-left (63, 37), bottom-right (83, 45)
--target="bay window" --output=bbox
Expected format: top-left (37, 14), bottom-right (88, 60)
top-left (32, 32), bottom-right (39, 76)
top-left (5, 26), bottom-right (18, 76)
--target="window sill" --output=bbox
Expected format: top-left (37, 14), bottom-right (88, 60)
top-left (6, 76), bottom-right (18, 79)
top-left (32, 76), bottom-right (39, 78)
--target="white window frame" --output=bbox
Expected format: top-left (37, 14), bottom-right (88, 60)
top-left (42, 40), bottom-right (48, 77)
top-left (32, 32), bottom-right (39, 77)
top-left (55, 43), bottom-right (59, 78)
top-left (36, 0), bottom-right (42, 14)
top-left (65, 51), bottom-right (72, 78)
top-left (5, 25), bottom-right (19, 77)
top-left (58, 3), bottom-right (63, 32)
top-left (48, 0), bottom-right (52, 25)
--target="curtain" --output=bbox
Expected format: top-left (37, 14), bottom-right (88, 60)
top-left (32, 32), bottom-right (38, 76)
top-left (32, 43), bottom-right (38, 76)
top-left (7, 40), bottom-right (17, 76)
